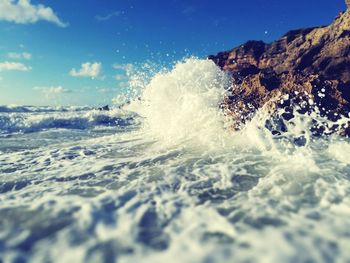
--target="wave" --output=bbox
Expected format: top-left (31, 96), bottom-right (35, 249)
top-left (3, 58), bottom-right (347, 148)
top-left (0, 105), bottom-right (93, 113)
top-left (0, 109), bottom-right (136, 134)
top-left (121, 57), bottom-right (350, 152)
top-left (125, 58), bottom-right (233, 148)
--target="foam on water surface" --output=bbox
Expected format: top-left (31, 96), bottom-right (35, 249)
top-left (1, 58), bottom-right (350, 263)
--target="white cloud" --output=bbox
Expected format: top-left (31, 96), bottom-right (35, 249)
top-left (182, 5), bottom-right (196, 15)
top-left (70, 62), bottom-right (102, 79)
top-left (0, 61), bottom-right (31, 71)
top-left (113, 63), bottom-right (133, 72)
top-left (8, 52), bottom-right (32, 60)
top-left (113, 63), bottom-right (134, 80)
top-left (95, 11), bottom-right (122, 22)
top-left (33, 86), bottom-right (70, 94)
top-left (97, 87), bottom-right (119, 94)
top-left (0, 0), bottom-right (68, 27)
top-left (114, 74), bottom-right (125, 81)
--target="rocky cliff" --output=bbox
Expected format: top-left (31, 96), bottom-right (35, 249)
top-left (209, 8), bottom-right (350, 136)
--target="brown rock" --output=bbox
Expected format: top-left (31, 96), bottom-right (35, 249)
top-left (210, 10), bottom-right (350, 136)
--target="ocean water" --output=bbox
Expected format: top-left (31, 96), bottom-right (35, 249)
top-left (1, 59), bottom-right (350, 263)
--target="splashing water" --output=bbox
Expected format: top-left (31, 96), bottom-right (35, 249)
top-left (126, 58), bottom-right (231, 148)
top-left (1, 58), bottom-right (350, 263)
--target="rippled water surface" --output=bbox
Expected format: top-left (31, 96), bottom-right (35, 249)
top-left (1, 59), bottom-right (350, 263)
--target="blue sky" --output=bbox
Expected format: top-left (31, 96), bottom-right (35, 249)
top-left (0, 0), bottom-right (347, 106)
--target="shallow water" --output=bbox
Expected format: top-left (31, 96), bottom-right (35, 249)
top-left (1, 59), bottom-right (350, 263)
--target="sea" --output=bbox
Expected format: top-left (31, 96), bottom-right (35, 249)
top-left (1, 59), bottom-right (350, 263)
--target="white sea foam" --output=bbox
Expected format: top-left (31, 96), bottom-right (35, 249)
top-left (126, 58), bottom-right (232, 148)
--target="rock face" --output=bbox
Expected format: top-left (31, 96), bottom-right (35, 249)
top-left (209, 9), bottom-right (350, 136)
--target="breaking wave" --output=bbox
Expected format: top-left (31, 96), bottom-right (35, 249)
top-left (0, 109), bottom-right (136, 134)
top-left (0, 105), bottom-right (92, 113)
top-left (126, 58), bottom-right (233, 148)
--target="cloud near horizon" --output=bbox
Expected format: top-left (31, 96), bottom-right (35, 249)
top-left (112, 63), bottom-right (133, 71)
top-left (96, 87), bottom-right (119, 94)
top-left (8, 52), bottom-right (32, 60)
top-left (114, 74), bottom-right (126, 81)
top-left (33, 86), bottom-right (71, 95)
top-left (113, 63), bottom-right (134, 79)
top-left (0, 61), bottom-right (31, 71)
top-left (0, 0), bottom-right (68, 27)
top-left (70, 62), bottom-right (102, 79)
